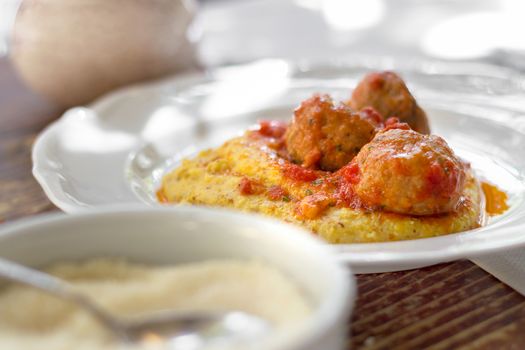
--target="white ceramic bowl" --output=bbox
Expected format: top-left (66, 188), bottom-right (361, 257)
top-left (0, 206), bottom-right (354, 350)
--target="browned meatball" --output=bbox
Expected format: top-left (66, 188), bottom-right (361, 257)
top-left (352, 129), bottom-right (465, 215)
top-left (285, 94), bottom-right (378, 171)
top-left (349, 71), bottom-right (430, 134)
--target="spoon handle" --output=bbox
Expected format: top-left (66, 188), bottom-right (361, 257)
top-left (0, 257), bottom-right (74, 297)
top-left (0, 257), bottom-right (123, 336)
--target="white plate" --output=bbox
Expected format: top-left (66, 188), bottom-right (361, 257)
top-left (33, 58), bottom-right (525, 273)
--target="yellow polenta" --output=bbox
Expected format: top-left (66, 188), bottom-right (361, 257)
top-left (158, 135), bottom-right (483, 243)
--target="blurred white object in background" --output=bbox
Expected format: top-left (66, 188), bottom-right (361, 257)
top-left (423, 0), bottom-right (525, 59)
top-left (0, 0), bottom-right (22, 56)
top-left (7, 0), bottom-right (198, 107)
top-left (296, 0), bottom-right (385, 31)
top-left (196, 0), bottom-right (525, 70)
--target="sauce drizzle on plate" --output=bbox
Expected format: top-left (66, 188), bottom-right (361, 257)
top-left (482, 181), bottom-right (509, 215)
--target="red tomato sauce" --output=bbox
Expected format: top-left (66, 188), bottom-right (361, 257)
top-left (267, 185), bottom-right (289, 201)
top-left (384, 117), bottom-right (411, 131)
top-left (248, 121), bottom-right (370, 217)
top-left (257, 120), bottom-right (288, 139)
top-left (424, 160), bottom-right (461, 200)
top-left (239, 177), bottom-right (256, 195)
top-left (281, 163), bottom-right (319, 182)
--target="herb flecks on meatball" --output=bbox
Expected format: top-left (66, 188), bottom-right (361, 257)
top-left (349, 71), bottom-right (430, 134)
top-left (285, 94), bottom-right (379, 172)
top-left (353, 129), bottom-right (465, 215)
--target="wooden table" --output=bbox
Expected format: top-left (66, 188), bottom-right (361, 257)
top-left (1, 57), bottom-right (525, 349)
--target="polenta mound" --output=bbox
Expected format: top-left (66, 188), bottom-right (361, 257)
top-left (158, 132), bottom-right (484, 243)
top-left (158, 71), bottom-right (491, 243)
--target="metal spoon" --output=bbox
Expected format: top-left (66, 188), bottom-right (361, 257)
top-left (0, 257), bottom-right (270, 349)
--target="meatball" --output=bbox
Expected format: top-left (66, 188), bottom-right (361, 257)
top-left (349, 71), bottom-right (430, 134)
top-left (285, 94), bottom-right (378, 171)
top-left (352, 129), bottom-right (465, 215)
